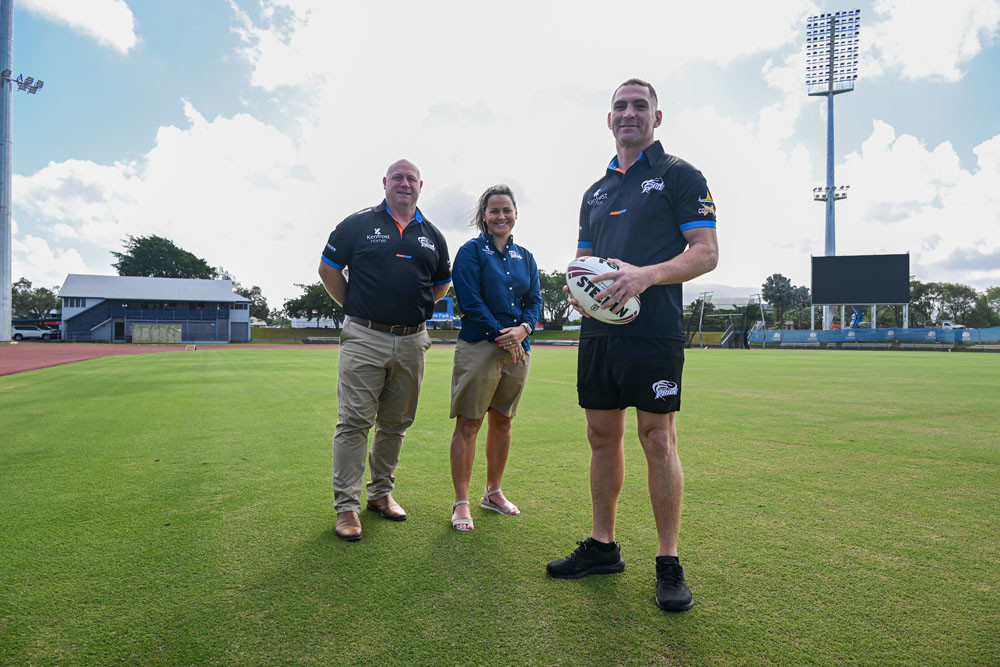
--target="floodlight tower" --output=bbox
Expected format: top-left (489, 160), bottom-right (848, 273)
top-left (1, 0), bottom-right (43, 343)
top-left (806, 9), bottom-right (860, 330)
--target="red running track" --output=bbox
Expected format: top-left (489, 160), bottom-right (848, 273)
top-left (0, 343), bottom-right (190, 377)
top-left (0, 343), bottom-right (328, 377)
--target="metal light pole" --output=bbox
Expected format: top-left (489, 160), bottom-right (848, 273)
top-left (806, 9), bottom-right (859, 330)
top-left (1, 0), bottom-right (44, 343)
top-left (0, 0), bottom-right (11, 343)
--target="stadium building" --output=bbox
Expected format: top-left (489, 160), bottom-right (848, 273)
top-left (58, 274), bottom-right (252, 343)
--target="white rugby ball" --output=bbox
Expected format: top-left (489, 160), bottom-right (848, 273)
top-left (566, 256), bottom-right (641, 325)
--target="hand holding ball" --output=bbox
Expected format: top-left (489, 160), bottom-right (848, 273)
top-left (566, 256), bottom-right (641, 325)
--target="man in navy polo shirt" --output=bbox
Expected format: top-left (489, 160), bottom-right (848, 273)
top-left (318, 159), bottom-right (451, 541)
top-left (546, 79), bottom-right (719, 612)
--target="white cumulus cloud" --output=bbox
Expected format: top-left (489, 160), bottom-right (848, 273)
top-left (12, 233), bottom-right (89, 289)
top-left (15, 100), bottom-right (323, 306)
top-left (864, 0), bottom-right (1000, 81)
top-left (21, 0), bottom-right (138, 54)
top-left (840, 120), bottom-right (1000, 286)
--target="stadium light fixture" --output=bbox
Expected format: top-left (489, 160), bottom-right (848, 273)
top-left (806, 10), bottom-right (860, 96)
top-left (806, 9), bottom-right (860, 330)
top-left (813, 185), bottom-right (850, 201)
top-left (1, 69), bottom-right (42, 94)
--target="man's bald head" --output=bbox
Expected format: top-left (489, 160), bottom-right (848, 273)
top-left (386, 159), bottom-right (420, 181)
top-left (383, 159), bottom-right (423, 213)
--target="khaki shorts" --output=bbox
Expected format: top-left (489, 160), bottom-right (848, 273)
top-left (450, 339), bottom-right (531, 419)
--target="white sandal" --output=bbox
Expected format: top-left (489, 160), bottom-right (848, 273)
top-left (451, 500), bottom-right (474, 531)
top-left (481, 487), bottom-right (519, 515)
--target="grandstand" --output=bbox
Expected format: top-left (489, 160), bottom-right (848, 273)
top-left (58, 275), bottom-right (252, 343)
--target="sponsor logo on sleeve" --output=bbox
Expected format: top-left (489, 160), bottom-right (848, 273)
top-left (326, 243), bottom-right (336, 252)
top-left (698, 193), bottom-right (715, 216)
top-left (641, 178), bottom-right (664, 193)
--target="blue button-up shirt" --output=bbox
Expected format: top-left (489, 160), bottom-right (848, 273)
top-left (453, 233), bottom-right (542, 350)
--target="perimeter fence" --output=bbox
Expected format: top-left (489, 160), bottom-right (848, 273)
top-left (749, 326), bottom-right (1000, 346)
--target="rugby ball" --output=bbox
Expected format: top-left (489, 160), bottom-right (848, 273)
top-left (566, 256), bottom-right (641, 325)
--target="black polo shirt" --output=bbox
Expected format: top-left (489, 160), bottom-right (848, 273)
top-left (321, 200), bottom-right (451, 326)
top-left (578, 140), bottom-right (717, 341)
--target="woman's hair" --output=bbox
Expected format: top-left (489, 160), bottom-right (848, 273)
top-left (472, 184), bottom-right (517, 235)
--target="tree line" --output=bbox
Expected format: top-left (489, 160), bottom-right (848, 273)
top-left (754, 273), bottom-right (1000, 330)
top-left (12, 236), bottom-right (999, 331)
top-left (102, 236), bottom-right (583, 329)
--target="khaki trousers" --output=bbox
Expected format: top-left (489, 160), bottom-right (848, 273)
top-left (333, 320), bottom-right (432, 513)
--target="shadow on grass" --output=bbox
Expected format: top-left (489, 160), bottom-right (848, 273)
top-left (147, 500), bottom-right (696, 666)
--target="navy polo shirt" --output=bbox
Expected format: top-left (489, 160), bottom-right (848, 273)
top-left (321, 200), bottom-right (451, 326)
top-left (453, 233), bottom-right (542, 351)
top-left (578, 140), bottom-right (717, 341)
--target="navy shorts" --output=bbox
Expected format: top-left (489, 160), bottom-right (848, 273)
top-left (577, 336), bottom-right (684, 413)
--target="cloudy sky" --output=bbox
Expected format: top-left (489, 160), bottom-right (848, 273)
top-left (10, 0), bottom-right (1000, 308)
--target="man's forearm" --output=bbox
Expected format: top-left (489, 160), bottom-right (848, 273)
top-left (318, 262), bottom-right (347, 306)
top-left (646, 241), bottom-right (719, 286)
top-left (432, 282), bottom-right (451, 302)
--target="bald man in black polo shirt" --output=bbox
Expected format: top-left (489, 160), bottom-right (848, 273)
top-left (546, 80), bottom-right (719, 612)
top-left (319, 159), bottom-right (451, 541)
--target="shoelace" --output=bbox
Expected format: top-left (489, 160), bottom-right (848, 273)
top-left (567, 540), bottom-right (590, 560)
top-left (656, 562), bottom-right (683, 586)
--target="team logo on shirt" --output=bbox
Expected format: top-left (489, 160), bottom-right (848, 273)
top-left (508, 248), bottom-right (523, 260)
top-left (652, 380), bottom-right (679, 400)
top-left (418, 236), bottom-right (436, 251)
top-left (587, 188), bottom-right (608, 206)
top-left (641, 178), bottom-right (664, 193)
top-left (698, 193), bottom-right (715, 216)
top-left (483, 244), bottom-right (496, 255)
top-left (367, 227), bottom-right (391, 243)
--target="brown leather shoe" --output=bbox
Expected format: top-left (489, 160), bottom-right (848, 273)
top-left (366, 494), bottom-right (407, 521)
top-left (335, 511), bottom-right (362, 541)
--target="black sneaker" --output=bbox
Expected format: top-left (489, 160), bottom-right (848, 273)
top-left (655, 556), bottom-right (694, 611)
top-left (546, 538), bottom-right (625, 579)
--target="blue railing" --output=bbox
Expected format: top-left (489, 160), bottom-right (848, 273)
top-left (749, 326), bottom-right (1000, 345)
top-left (64, 301), bottom-right (113, 335)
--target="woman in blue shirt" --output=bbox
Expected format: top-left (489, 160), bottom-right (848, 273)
top-left (449, 184), bottom-right (542, 531)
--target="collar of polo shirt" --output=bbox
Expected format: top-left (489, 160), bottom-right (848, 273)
top-left (480, 231), bottom-right (514, 248)
top-left (607, 140), bottom-right (668, 173)
top-left (384, 202), bottom-right (424, 224)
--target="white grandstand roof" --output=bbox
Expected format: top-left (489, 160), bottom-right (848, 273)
top-left (59, 274), bottom-right (251, 303)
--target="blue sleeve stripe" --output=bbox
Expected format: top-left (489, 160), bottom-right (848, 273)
top-left (679, 220), bottom-right (717, 231)
top-left (321, 255), bottom-right (344, 270)
top-left (578, 241), bottom-right (593, 249)
top-left (433, 278), bottom-right (452, 285)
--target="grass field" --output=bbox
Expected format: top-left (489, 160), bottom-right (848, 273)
top-left (1, 348), bottom-right (997, 666)
top-left (248, 326), bottom-right (587, 344)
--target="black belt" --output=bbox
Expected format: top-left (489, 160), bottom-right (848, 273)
top-left (345, 316), bottom-right (425, 336)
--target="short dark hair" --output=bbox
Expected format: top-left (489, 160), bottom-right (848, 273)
top-left (472, 184), bottom-right (518, 235)
top-left (613, 78), bottom-right (658, 108)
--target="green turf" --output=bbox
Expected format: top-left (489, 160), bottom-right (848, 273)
top-left (249, 326), bottom-right (584, 344)
top-left (1, 348), bottom-right (997, 666)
